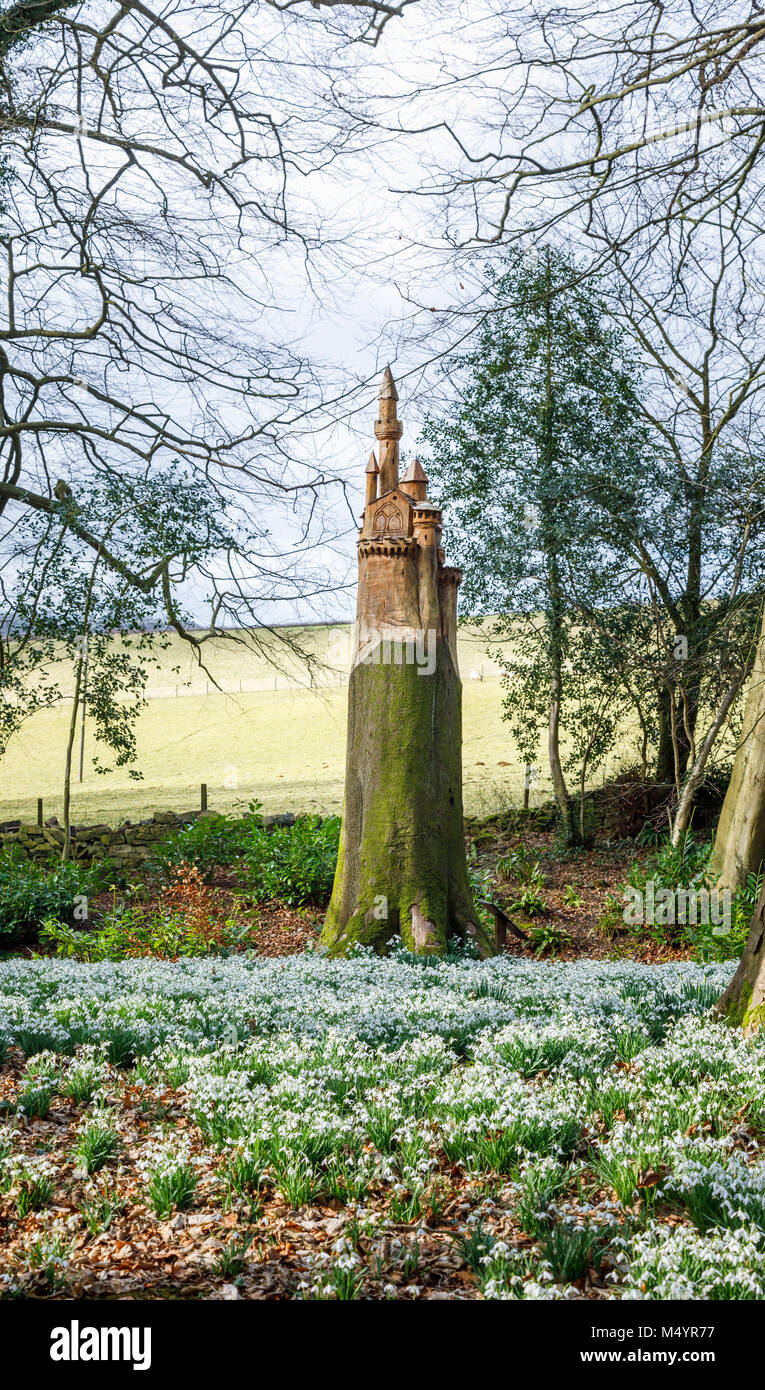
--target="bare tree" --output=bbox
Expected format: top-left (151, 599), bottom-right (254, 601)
top-left (390, 2), bottom-right (765, 260)
top-left (0, 0), bottom-right (418, 667)
top-left (360, 1), bottom-right (765, 833)
top-left (594, 225), bottom-right (765, 841)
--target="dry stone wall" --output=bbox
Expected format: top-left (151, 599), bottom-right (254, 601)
top-left (0, 809), bottom-right (211, 869)
top-left (0, 808), bottom-right (298, 870)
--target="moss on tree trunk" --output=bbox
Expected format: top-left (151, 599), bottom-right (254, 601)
top-left (715, 880), bottom-right (765, 1031)
top-left (710, 604), bottom-right (765, 892)
top-left (709, 606), bottom-right (765, 1028)
top-left (321, 640), bottom-right (492, 957)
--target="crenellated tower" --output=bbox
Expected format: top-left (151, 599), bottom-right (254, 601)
top-left (355, 367), bottom-right (460, 668)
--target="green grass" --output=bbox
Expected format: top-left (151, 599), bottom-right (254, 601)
top-left (0, 622), bottom-right (634, 824)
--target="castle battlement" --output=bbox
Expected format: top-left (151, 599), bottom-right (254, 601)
top-left (355, 367), bottom-right (460, 668)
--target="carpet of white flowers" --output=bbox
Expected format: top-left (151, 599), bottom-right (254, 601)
top-left (2, 949), bottom-right (765, 1300)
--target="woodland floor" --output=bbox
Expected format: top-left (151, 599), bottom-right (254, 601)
top-left (16, 827), bottom-right (686, 968)
top-left (466, 827), bottom-right (687, 964)
top-left (3, 828), bottom-right (737, 1302)
top-left (2, 951), bottom-right (752, 1303)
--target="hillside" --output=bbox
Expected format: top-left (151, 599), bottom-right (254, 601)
top-left (0, 623), bottom-right (563, 824)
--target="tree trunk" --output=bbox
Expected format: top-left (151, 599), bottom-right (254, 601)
top-left (322, 641), bottom-right (491, 956)
top-left (63, 558), bottom-right (100, 861)
top-left (715, 880), bottom-right (765, 1030)
top-left (655, 684), bottom-right (695, 785)
top-left (321, 365), bottom-right (492, 958)
top-left (655, 691), bottom-right (677, 784)
top-left (710, 604), bottom-right (765, 891)
top-left (548, 657), bottom-right (577, 845)
top-left (671, 674), bottom-right (745, 847)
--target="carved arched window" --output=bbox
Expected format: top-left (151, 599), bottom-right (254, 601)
top-left (373, 502), bottom-right (403, 536)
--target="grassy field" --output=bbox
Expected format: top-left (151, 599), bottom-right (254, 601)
top-left (0, 623), bottom-right (633, 825)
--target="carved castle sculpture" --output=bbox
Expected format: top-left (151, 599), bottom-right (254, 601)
top-left (322, 364), bottom-right (489, 956)
top-left (355, 365), bottom-right (460, 664)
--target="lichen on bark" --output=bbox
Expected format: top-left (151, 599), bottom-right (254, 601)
top-left (321, 639), bottom-right (492, 958)
top-left (715, 898), bottom-right (765, 1032)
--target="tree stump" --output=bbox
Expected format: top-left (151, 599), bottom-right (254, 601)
top-left (321, 368), bottom-right (492, 958)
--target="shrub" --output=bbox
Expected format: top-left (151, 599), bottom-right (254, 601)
top-left (606, 831), bottom-right (759, 960)
top-left (240, 814), bottom-right (340, 907)
top-left (152, 808), bottom-right (340, 907)
top-left (629, 832), bottom-right (714, 907)
top-left (39, 864), bottom-right (240, 961)
top-left (151, 812), bottom-right (258, 879)
top-left (688, 868), bottom-right (764, 964)
top-left (0, 847), bottom-right (108, 941)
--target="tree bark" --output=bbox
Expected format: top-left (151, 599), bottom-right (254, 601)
top-left (62, 548), bottom-right (101, 861)
top-left (671, 674), bottom-right (746, 846)
top-left (321, 640), bottom-right (492, 957)
top-left (655, 697), bottom-right (676, 784)
top-left (710, 604), bottom-right (765, 891)
top-left (548, 656), bottom-right (577, 845)
top-left (715, 880), bottom-right (765, 1030)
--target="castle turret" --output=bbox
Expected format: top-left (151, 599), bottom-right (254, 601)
top-left (365, 451), bottom-right (378, 506)
top-left (400, 457), bottom-right (428, 503)
top-left (374, 364), bottom-right (403, 495)
top-left (358, 369), bottom-right (453, 636)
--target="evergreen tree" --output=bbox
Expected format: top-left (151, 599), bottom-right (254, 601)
top-left (422, 248), bottom-right (651, 842)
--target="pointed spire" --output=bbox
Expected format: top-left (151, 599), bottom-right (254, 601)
top-left (365, 450), bottom-right (378, 506)
top-left (375, 365), bottom-right (403, 495)
top-left (400, 456), bottom-right (428, 503)
top-left (379, 364), bottom-right (398, 401)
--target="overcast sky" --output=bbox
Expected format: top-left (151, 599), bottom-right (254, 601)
top-left (233, 0), bottom-right (522, 628)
